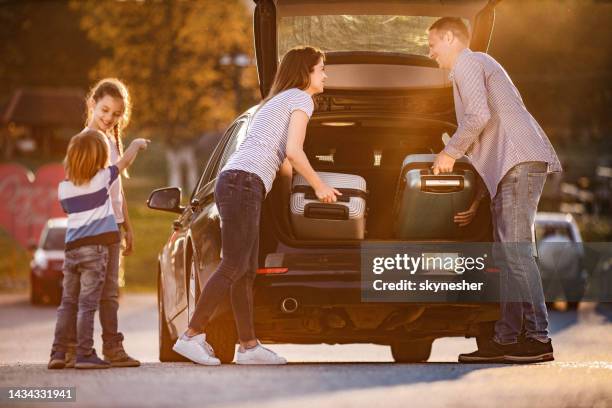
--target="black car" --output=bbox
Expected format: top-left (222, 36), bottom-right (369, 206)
top-left (148, 0), bottom-right (501, 363)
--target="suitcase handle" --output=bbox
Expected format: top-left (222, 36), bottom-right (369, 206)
top-left (420, 175), bottom-right (465, 193)
top-left (304, 203), bottom-right (349, 220)
top-left (292, 185), bottom-right (367, 203)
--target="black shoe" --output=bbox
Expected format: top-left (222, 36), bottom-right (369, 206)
top-left (48, 351), bottom-right (66, 370)
top-left (458, 338), bottom-right (506, 363)
top-left (504, 338), bottom-right (554, 364)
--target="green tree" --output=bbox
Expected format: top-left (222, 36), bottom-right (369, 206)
top-left (0, 0), bottom-right (100, 105)
top-left (72, 0), bottom-right (258, 144)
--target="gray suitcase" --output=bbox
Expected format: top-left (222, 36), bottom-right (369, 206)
top-left (290, 172), bottom-right (367, 240)
top-left (393, 154), bottom-right (476, 239)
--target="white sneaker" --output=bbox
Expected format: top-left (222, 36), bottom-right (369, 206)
top-left (235, 341), bottom-right (287, 365)
top-left (172, 333), bottom-right (221, 366)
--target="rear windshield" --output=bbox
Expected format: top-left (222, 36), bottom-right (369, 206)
top-left (535, 225), bottom-right (573, 242)
top-left (278, 15), bottom-right (469, 58)
top-left (42, 228), bottom-right (66, 250)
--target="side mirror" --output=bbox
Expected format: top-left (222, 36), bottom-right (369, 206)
top-left (147, 187), bottom-right (184, 214)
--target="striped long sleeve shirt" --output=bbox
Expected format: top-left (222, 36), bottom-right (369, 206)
top-left (443, 48), bottom-right (562, 198)
top-left (58, 165), bottom-right (121, 250)
top-left (222, 88), bottom-right (314, 195)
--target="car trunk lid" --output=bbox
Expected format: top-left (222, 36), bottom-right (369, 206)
top-left (253, 0), bottom-right (501, 98)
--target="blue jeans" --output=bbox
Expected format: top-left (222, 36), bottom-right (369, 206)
top-left (65, 241), bottom-right (123, 351)
top-left (188, 169), bottom-right (265, 342)
top-left (491, 161), bottom-right (550, 344)
top-left (99, 241), bottom-right (123, 348)
top-left (52, 244), bottom-right (108, 356)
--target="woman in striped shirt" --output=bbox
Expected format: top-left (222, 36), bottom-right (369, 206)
top-left (173, 46), bottom-right (341, 365)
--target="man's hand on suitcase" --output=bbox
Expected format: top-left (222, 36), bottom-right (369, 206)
top-left (454, 205), bottom-right (478, 227)
top-left (432, 151), bottom-right (456, 175)
top-left (315, 183), bottom-right (342, 203)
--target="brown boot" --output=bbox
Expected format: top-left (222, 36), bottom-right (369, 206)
top-left (103, 343), bottom-right (140, 367)
top-left (65, 346), bottom-right (76, 368)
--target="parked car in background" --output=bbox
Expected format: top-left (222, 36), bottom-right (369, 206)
top-left (30, 218), bottom-right (66, 305)
top-left (535, 212), bottom-right (586, 310)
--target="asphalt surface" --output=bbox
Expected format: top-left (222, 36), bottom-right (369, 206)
top-left (0, 293), bottom-right (611, 408)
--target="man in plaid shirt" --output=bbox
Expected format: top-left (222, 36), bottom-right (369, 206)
top-left (428, 17), bottom-right (562, 364)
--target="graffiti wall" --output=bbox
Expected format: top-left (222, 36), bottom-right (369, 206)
top-left (0, 163), bottom-right (65, 248)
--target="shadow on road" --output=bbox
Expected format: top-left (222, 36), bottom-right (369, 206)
top-left (547, 309), bottom-right (579, 335)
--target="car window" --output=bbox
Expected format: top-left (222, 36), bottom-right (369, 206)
top-left (42, 228), bottom-right (66, 250)
top-left (278, 15), bottom-right (470, 58)
top-left (191, 123), bottom-right (238, 197)
top-left (535, 224), bottom-right (573, 242)
top-left (212, 120), bottom-right (248, 179)
top-left (190, 118), bottom-right (250, 199)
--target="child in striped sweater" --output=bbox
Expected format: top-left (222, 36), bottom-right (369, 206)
top-left (48, 129), bottom-right (148, 369)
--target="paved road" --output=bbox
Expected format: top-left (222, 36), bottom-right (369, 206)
top-left (0, 294), bottom-right (610, 408)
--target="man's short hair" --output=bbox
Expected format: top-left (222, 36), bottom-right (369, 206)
top-left (428, 17), bottom-right (470, 43)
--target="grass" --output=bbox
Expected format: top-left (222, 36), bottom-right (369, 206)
top-left (120, 139), bottom-right (201, 291)
top-left (0, 228), bottom-right (31, 292)
top-left (121, 203), bottom-right (176, 291)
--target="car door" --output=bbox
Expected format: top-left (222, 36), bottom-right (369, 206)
top-left (187, 118), bottom-right (250, 318)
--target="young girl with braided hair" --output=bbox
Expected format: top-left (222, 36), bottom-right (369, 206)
top-left (80, 78), bottom-right (140, 367)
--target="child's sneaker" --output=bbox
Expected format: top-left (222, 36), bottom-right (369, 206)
top-left (103, 343), bottom-right (141, 367)
top-left (48, 351), bottom-right (66, 370)
top-left (75, 349), bottom-right (111, 369)
top-left (172, 333), bottom-right (220, 366)
top-left (236, 341), bottom-right (287, 365)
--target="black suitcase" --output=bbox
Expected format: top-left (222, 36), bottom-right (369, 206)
top-left (393, 154), bottom-right (477, 239)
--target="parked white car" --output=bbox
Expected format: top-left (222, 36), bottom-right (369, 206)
top-left (30, 218), bottom-right (67, 305)
top-left (535, 212), bottom-right (586, 310)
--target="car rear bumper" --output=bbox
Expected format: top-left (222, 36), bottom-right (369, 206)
top-left (239, 272), bottom-right (501, 344)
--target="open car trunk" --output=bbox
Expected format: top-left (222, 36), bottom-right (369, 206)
top-left (253, 0), bottom-right (501, 247)
top-left (262, 115), bottom-right (493, 247)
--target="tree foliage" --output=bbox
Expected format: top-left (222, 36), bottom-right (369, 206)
top-left (0, 1), bottom-right (100, 103)
top-left (71, 0), bottom-right (258, 144)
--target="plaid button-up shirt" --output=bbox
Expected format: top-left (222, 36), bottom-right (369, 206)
top-left (443, 48), bottom-right (562, 198)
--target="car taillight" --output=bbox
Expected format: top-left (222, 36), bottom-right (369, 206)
top-left (256, 268), bottom-right (289, 275)
top-left (48, 260), bottom-right (64, 271)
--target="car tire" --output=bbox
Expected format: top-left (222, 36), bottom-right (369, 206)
top-left (205, 319), bottom-right (238, 364)
top-left (390, 339), bottom-right (433, 363)
top-left (158, 271), bottom-right (187, 362)
top-left (562, 278), bottom-right (586, 311)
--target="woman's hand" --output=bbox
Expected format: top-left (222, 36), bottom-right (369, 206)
top-left (454, 201), bottom-right (479, 227)
top-left (315, 183), bottom-right (342, 203)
